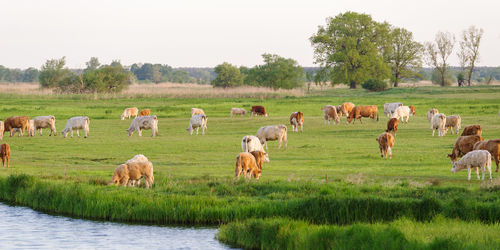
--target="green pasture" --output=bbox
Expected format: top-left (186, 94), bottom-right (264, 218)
top-left (0, 85), bottom-right (500, 249)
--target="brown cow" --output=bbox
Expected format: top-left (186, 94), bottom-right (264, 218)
top-left (461, 125), bottom-right (482, 136)
top-left (447, 135), bottom-right (484, 162)
top-left (249, 151), bottom-right (268, 170)
top-left (235, 152), bottom-right (263, 179)
top-left (386, 118), bottom-right (399, 136)
top-left (4, 116), bottom-right (30, 137)
top-left (340, 102), bottom-right (355, 117)
top-left (290, 111), bottom-right (304, 132)
top-left (347, 105), bottom-right (379, 124)
top-left (139, 109), bottom-right (151, 116)
top-left (409, 105), bottom-right (416, 116)
top-left (251, 106), bottom-right (268, 117)
top-left (111, 160), bottom-right (154, 188)
top-left (474, 139), bottom-right (500, 172)
top-left (376, 132), bottom-right (395, 159)
top-left (1, 143), bottom-right (10, 168)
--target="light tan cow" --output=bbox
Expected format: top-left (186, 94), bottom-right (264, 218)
top-left (111, 158), bottom-right (154, 188)
top-left (451, 150), bottom-right (492, 181)
top-left (445, 115), bottom-right (461, 134)
top-left (231, 108), bottom-right (248, 117)
top-left (186, 114), bottom-right (207, 135)
top-left (256, 125), bottom-right (287, 150)
top-left (33, 115), bottom-right (57, 136)
top-left (430, 113), bottom-right (446, 137)
top-left (62, 116), bottom-right (90, 138)
top-left (340, 102), bottom-right (355, 117)
top-left (234, 151), bottom-right (267, 179)
top-left (427, 108), bottom-right (439, 122)
top-left (121, 107), bottom-right (138, 120)
top-left (126, 115), bottom-right (159, 137)
top-left (191, 108), bottom-right (205, 117)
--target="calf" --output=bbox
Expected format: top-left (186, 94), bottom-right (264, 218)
top-left (386, 118), bottom-right (399, 136)
top-left (191, 108), bottom-right (205, 117)
top-left (430, 113), bottom-right (447, 137)
top-left (186, 114), bottom-right (207, 135)
top-left (139, 109), bottom-right (151, 116)
top-left (256, 125), bottom-right (287, 150)
top-left (0, 143), bottom-right (10, 168)
top-left (473, 139), bottom-right (500, 172)
top-left (235, 152), bottom-right (264, 179)
top-left (383, 102), bottom-right (403, 117)
top-left (427, 108), bottom-right (439, 122)
top-left (451, 150), bottom-right (492, 181)
top-left (4, 116), bottom-right (30, 137)
top-left (290, 111), bottom-right (304, 132)
top-left (231, 108), bottom-right (247, 117)
top-left (121, 107), bottom-right (138, 120)
top-left (62, 116), bottom-right (90, 138)
top-left (339, 102), bottom-right (355, 117)
top-left (251, 106), bottom-right (268, 117)
top-left (376, 132), bottom-right (395, 159)
top-left (126, 115), bottom-right (159, 137)
top-left (447, 135), bottom-right (484, 162)
top-left (33, 115), bottom-right (57, 136)
top-left (445, 115), bottom-right (461, 134)
top-left (347, 105), bottom-right (378, 124)
top-left (461, 125), bottom-right (482, 136)
top-left (322, 105), bottom-right (340, 125)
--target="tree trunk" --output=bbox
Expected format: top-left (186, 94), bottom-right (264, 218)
top-left (440, 69), bottom-right (446, 87)
top-left (350, 80), bottom-right (357, 89)
top-left (467, 65), bottom-right (474, 86)
top-left (393, 73), bottom-right (399, 87)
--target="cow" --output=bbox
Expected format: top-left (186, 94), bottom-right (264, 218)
top-left (256, 125), bottom-right (287, 150)
top-left (445, 115), bottom-right (461, 135)
top-left (139, 109), bottom-right (151, 116)
top-left (0, 121), bottom-right (3, 140)
top-left (251, 106), bottom-right (268, 117)
top-left (242, 136), bottom-right (264, 152)
top-left (473, 139), bottom-right (500, 172)
top-left (339, 102), bottom-right (355, 117)
top-left (231, 108), bottom-right (248, 117)
top-left (3, 116), bottom-right (30, 137)
top-left (430, 114), bottom-right (447, 137)
top-left (61, 116), bottom-right (90, 138)
top-left (383, 102), bottom-right (403, 117)
top-left (451, 150), bottom-right (492, 181)
top-left (186, 114), bottom-right (207, 135)
top-left (322, 105), bottom-right (340, 125)
top-left (391, 106), bottom-right (413, 123)
top-left (126, 115), bottom-right (159, 137)
top-left (235, 152), bottom-right (266, 179)
top-left (347, 105), bottom-right (378, 124)
top-left (461, 125), bottom-right (482, 136)
top-left (191, 108), bottom-right (205, 117)
top-left (290, 111), bottom-right (304, 132)
top-left (0, 143), bottom-right (10, 168)
top-left (409, 105), bottom-right (416, 116)
top-left (120, 107), bottom-right (138, 120)
top-left (125, 154), bottom-right (151, 187)
top-left (376, 132), bottom-right (395, 159)
top-left (111, 156), bottom-right (154, 188)
top-left (447, 135), bottom-right (484, 162)
top-left (427, 108), bottom-right (439, 122)
top-left (386, 118), bottom-right (399, 136)
top-left (33, 115), bottom-right (57, 136)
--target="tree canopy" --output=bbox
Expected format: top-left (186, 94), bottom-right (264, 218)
top-left (211, 62), bottom-right (243, 88)
top-left (244, 54), bottom-right (304, 89)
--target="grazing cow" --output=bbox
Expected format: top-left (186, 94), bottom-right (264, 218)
top-left (241, 135), bottom-right (266, 154)
top-left (427, 108), bottom-right (439, 122)
top-left (409, 105), bottom-right (416, 116)
top-left (383, 102), bottom-right (403, 117)
top-left (235, 152), bottom-right (263, 179)
top-left (391, 106), bottom-right (413, 123)
top-left (250, 151), bottom-right (269, 170)
top-left (347, 105), bottom-right (379, 124)
top-left (120, 107), bottom-right (138, 120)
top-left (139, 109), bottom-right (151, 116)
top-left (430, 114), bottom-right (447, 137)
top-left (447, 135), bottom-right (484, 162)
top-left (4, 116), bottom-right (30, 137)
top-left (376, 132), bottom-right (395, 159)
top-left (473, 139), bottom-right (500, 172)
top-left (125, 154), bottom-right (151, 187)
top-left (340, 102), bottom-right (355, 117)
top-left (191, 108), bottom-right (205, 117)
top-left (0, 121), bottom-right (3, 140)
top-left (0, 143), bottom-right (10, 168)
top-left (186, 114), bottom-right (207, 135)
top-left (33, 115), bottom-right (57, 136)
top-left (111, 157), bottom-right (154, 188)
top-left (290, 111), bottom-right (304, 132)
top-left (451, 150), bottom-right (492, 181)
top-left (251, 106), bottom-right (268, 117)
top-left (61, 116), bottom-right (90, 138)
top-left (445, 115), bottom-right (462, 134)
top-left (386, 118), bottom-right (399, 136)
top-left (322, 105), bottom-right (340, 125)
top-left (461, 125), bottom-right (482, 136)
top-left (126, 115), bottom-right (159, 137)
top-left (256, 125), bottom-right (287, 150)
top-left (231, 108), bottom-right (248, 117)
top-left (12, 120), bottom-right (34, 137)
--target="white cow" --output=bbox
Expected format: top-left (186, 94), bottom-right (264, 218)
top-left (256, 125), bottom-right (287, 150)
top-left (186, 114), bottom-right (207, 135)
top-left (231, 108), bottom-right (247, 117)
top-left (121, 107), bottom-right (138, 120)
top-left (241, 135), bottom-right (270, 162)
top-left (430, 113), bottom-right (447, 137)
top-left (451, 150), bottom-right (492, 181)
top-left (384, 102), bottom-right (403, 117)
top-left (33, 115), bottom-right (57, 136)
top-left (62, 116), bottom-right (90, 138)
top-left (126, 115), bottom-right (159, 137)
top-left (391, 106), bottom-right (412, 123)
top-left (191, 108), bottom-right (205, 117)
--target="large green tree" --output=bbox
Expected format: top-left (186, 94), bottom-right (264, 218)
top-left (310, 12), bottom-right (391, 89)
top-left (388, 27), bottom-right (424, 87)
top-left (425, 31), bottom-right (455, 87)
top-left (38, 57), bottom-right (71, 88)
top-left (211, 62), bottom-right (243, 88)
top-left (245, 54), bottom-right (304, 89)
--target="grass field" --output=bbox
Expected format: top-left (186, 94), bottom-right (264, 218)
top-left (0, 85), bottom-right (500, 249)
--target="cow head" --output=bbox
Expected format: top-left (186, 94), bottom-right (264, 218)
top-left (126, 128), bottom-right (133, 137)
top-left (409, 106), bottom-right (416, 116)
top-left (186, 127), bottom-right (193, 135)
top-left (450, 161), bottom-right (461, 173)
top-left (61, 128), bottom-right (69, 138)
top-left (120, 114), bottom-right (125, 120)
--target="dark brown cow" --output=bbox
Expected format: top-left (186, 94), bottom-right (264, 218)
top-left (0, 143), bottom-right (10, 168)
top-left (474, 139), bottom-right (500, 172)
top-left (347, 105), bottom-right (379, 124)
top-left (386, 118), bottom-right (399, 136)
top-left (251, 106), bottom-right (268, 117)
top-left (290, 111), bottom-right (304, 132)
top-left (4, 116), bottom-right (30, 137)
top-left (461, 125), bottom-right (482, 136)
top-left (448, 135), bottom-right (484, 162)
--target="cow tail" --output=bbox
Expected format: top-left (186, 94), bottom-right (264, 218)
top-left (245, 137), bottom-right (250, 152)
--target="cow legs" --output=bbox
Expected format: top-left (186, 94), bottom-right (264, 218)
top-left (84, 128), bottom-right (88, 138)
top-left (202, 127), bottom-right (205, 135)
top-left (467, 168), bottom-right (471, 181)
top-left (495, 157), bottom-right (499, 172)
top-left (70, 129), bottom-right (74, 138)
top-left (138, 129), bottom-right (142, 137)
top-left (476, 167), bottom-right (481, 180)
top-left (76, 129), bottom-right (80, 138)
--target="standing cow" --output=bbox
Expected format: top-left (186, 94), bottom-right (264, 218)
top-left (376, 132), bottom-right (395, 159)
top-left (383, 102), bottom-right (403, 117)
top-left (322, 105), bottom-right (340, 125)
top-left (256, 125), bottom-right (287, 150)
top-left (3, 116), bottom-right (30, 137)
top-left (62, 116), bottom-right (90, 138)
top-left (0, 143), bottom-right (10, 168)
top-left (251, 106), bottom-right (268, 117)
top-left (186, 114), bottom-right (207, 135)
top-left (290, 111), bottom-right (304, 132)
top-left (33, 115), bottom-right (57, 136)
top-left (347, 105), bottom-right (378, 124)
top-left (126, 115), bottom-right (159, 137)
top-left (121, 107), bottom-right (138, 120)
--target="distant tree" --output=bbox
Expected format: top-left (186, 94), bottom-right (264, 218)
top-left (152, 66), bottom-right (162, 83)
top-left (85, 57), bottom-right (101, 71)
top-left (310, 11), bottom-right (391, 88)
top-left (388, 27), bottom-right (424, 87)
top-left (305, 71), bottom-right (314, 93)
top-left (458, 26), bottom-right (483, 86)
top-left (211, 62), bottom-right (243, 88)
top-left (22, 67), bottom-right (39, 82)
top-left (82, 63), bottom-right (128, 93)
top-left (245, 54), bottom-right (304, 89)
top-left (313, 68), bottom-right (329, 90)
top-left (431, 68), bottom-right (455, 86)
top-left (425, 31), bottom-right (455, 86)
top-left (39, 57), bottom-right (71, 88)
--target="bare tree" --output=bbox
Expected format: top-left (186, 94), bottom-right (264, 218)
top-left (425, 31), bottom-right (455, 86)
top-left (389, 27), bottom-right (424, 87)
top-left (458, 26), bottom-right (483, 86)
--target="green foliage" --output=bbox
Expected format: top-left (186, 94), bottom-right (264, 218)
top-left (38, 57), bottom-right (71, 88)
top-left (362, 79), bottom-right (388, 92)
top-left (130, 63), bottom-right (194, 83)
top-left (431, 69), bottom-right (456, 86)
top-left (0, 65), bottom-right (39, 83)
top-left (211, 62), bottom-right (243, 88)
top-left (244, 54), bottom-right (304, 89)
top-left (82, 62), bottom-right (129, 93)
top-left (310, 11), bottom-right (391, 88)
top-left (388, 27), bottom-right (424, 87)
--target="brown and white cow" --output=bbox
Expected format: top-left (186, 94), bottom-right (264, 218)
top-left (139, 109), bottom-right (151, 116)
top-left (461, 125), bottom-right (482, 136)
top-left (322, 105), bottom-right (340, 125)
top-left (347, 105), bottom-right (378, 124)
top-left (121, 107), bottom-right (138, 120)
top-left (290, 111), bottom-right (304, 132)
top-left (256, 125), bottom-right (287, 150)
top-left (376, 132), bottom-right (395, 159)
top-left (473, 139), bottom-right (500, 172)
top-left (386, 118), bottom-right (399, 136)
top-left (0, 143), bottom-right (10, 168)
top-left (3, 116), bottom-right (30, 137)
top-left (448, 135), bottom-right (484, 162)
top-left (251, 106), bottom-right (268, 117)
top-left (126, 115), bottom-right (159, 137)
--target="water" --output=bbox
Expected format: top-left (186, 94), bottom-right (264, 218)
top-left (0, 202), bottom-right (234, 249)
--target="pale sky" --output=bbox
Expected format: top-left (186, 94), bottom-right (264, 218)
top-left (1, 0), bottom-right (499, 69)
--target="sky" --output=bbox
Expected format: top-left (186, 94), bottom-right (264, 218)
top-left (1, 0), bottom-right (499, 69)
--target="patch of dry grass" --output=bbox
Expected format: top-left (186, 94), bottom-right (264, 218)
top-left (0, 82), bottom-right (52, 95)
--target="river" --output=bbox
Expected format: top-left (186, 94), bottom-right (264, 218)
top-left (0, 202), bottom-right (233, 249)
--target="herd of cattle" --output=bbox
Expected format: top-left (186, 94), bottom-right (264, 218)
top-left (0, 102), bottom-right (498, 186)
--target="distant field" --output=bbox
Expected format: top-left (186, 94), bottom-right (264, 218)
top-left (0, 85), bottom-right (500, 249)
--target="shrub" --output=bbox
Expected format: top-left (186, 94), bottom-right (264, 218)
top-left (362, 79), bottom-right (388, 92)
